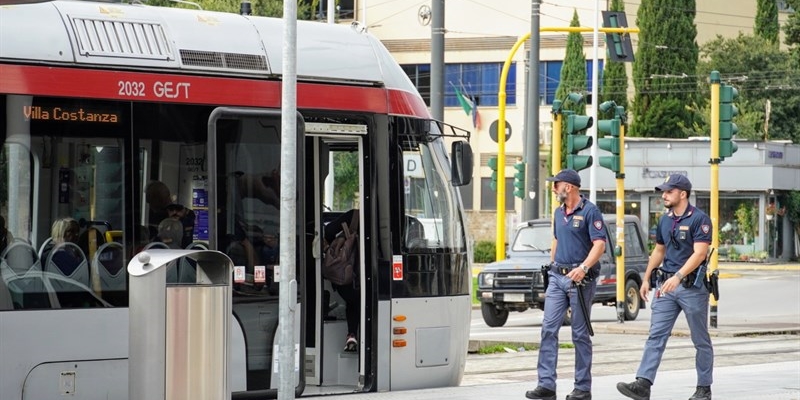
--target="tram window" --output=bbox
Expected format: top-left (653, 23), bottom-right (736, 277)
top-left (2, 95), bottom-right (128, 310)
top-left (402, 135), bottom-right (465, 251)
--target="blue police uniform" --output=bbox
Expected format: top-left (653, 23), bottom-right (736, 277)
top-left (637, 203), bottom-right (714, 388)
top-left (536, 194), bottom-right (606, 394)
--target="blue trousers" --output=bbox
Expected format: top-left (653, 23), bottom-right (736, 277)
top-left (636, 284), bottom-right (714, 386)
top-left (536, 273), bottom-right (597, 392)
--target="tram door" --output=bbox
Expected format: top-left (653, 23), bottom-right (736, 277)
top-left (304, 130), bottom-right (366, 393)
top-left (208, 108), bottom-right (305, 393)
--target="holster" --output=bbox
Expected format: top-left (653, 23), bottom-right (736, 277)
top-left (706, 269), bottom-right (720, 300)
top-left (540, 264), bottom-right (551, 292)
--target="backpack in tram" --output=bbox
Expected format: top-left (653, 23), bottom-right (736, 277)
top-left (323, 213), bottom-right (359, 286)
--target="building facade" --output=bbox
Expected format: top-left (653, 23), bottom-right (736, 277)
top-left (336, 0), bottom-right (798, 256)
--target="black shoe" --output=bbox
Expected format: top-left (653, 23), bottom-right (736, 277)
top-left (689, 386), bottom-right (711, 400)
top-left (616, 378), bottom-right (651, 400)
top-left (525, 386), bottom-right (556, 400)
top-left (565, 388), bottom-right (591, 400)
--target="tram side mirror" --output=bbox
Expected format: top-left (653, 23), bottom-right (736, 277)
top-left (451, 141), bottom-right (473, 187)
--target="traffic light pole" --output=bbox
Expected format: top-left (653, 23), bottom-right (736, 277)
top-left (495, 26), bottom-right (638, 261)
top-left (614, 121), bottom-right (626, 323)
top-left (550, 101), bottom-right (563, 216)
top-left (709, 71), bottom-right (721, 328)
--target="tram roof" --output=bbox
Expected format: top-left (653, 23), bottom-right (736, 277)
top-left (0, 0), bottom-right (416, 92)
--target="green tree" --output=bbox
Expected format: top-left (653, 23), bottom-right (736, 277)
top-left (784, 0), bottom-right (800, 67)
top-left (755, 0), bottom-right (779, 45)
top-left (554, 10), bottom-right (588, 169)
top-left (631, 0), bottom-right (699, 138)
top-left (146, 0), bottom-right (317, 19)
top-left (600, 0), bottom-right (629, 110)
top-left (692, 34), bottom-right (798, 141)
top-left (333, 151), bottom-right (359, 210)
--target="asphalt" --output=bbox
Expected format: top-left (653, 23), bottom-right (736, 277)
top-left (471, 261), bottom-right (800, 339)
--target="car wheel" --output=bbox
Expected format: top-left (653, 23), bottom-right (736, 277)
top-left (481, 303), bottom-right (509, 327)
top-left (624, 279), bottom-right (641, 321)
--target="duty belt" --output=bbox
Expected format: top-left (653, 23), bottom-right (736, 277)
top-left (551, 263), bottom-right (579, 275)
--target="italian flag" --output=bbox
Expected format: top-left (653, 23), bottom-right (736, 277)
top-left (453, 85), bottom-right (481, 129)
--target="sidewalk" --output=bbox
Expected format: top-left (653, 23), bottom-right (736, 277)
top-left (326, 361), bottom-right (800, 399)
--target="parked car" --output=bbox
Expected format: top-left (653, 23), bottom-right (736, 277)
top-left (476, 215), bottom-right (649, 327)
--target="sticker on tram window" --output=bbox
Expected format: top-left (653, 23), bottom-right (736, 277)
top-left (233, 266), bottom-right (246, 283)
top-left (254, 265), bottom-right (266, 283)
top-left (392, 255), bottom-right (403, 281)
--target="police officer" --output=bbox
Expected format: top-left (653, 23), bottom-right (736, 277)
top-left (526, 169), bottom-right (606, 400)
top-left (617, 174), bottom-right (713, 400)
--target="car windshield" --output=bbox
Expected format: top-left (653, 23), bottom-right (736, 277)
top-left (511, 224), bottom-right (551, 252)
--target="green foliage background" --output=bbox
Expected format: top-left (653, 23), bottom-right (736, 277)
top-left (553, 10), bottom-right (588, 169)
top-left (631, 0), bottom-right (699, 138)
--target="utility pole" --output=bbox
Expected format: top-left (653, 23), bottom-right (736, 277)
top-left (278, 0), bottom-right (298, 398)
top-left (430, 0), bottom-right (445, 121)
top-left (524, 0), bottom-right (541, 220)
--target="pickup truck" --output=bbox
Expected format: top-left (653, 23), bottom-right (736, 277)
top-left (476, 215), bottom-right (649, 327)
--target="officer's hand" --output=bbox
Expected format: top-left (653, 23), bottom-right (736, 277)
top-left (566, 268), bottom-right (586, 283)
top-left (660, 276), bottom-right (680, 295)
top-left (640, 280), bottom-right (650, 302)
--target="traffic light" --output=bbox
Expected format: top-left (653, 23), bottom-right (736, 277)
top-left (565, 112), bottom-right (594, 171)
top-left (488, 156), bottom-right (498, 191)
top-left (513, 160), bottom-right (525, 199)
top-left (719, 84), bottom-right (739, 160)
top-left (597, 117), bottom-right (621, 173)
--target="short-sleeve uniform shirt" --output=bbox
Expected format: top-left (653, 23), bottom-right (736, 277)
top-left (552, 195), bottom-right (606, 265)
top-left (655, 204), bottom-right (712, 273)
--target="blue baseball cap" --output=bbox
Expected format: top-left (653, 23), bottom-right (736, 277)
top-left (655, 174), bottom-right (692, 192)
top-left (545, 169), bottom-right (581, 188)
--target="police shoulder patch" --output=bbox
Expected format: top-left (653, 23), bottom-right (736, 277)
top-left (593, 220), bottom-right (603, 230)
top-left (701, 224), bottom-right (710, 234)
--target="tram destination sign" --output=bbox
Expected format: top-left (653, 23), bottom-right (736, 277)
top-left (23, 105), bottom-right (120, 124)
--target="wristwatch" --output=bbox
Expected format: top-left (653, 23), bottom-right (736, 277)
top-left (580, 264), bottom-right (590, 274)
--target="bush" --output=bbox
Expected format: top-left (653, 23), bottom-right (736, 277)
top-left (474, 240), bottom-right (496, 263)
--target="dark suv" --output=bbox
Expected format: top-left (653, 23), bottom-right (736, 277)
top-left (476, 215), bottom-right (649, 327)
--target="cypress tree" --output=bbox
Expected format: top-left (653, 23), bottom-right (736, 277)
top-left (600, 0), bottom-right (629, 110)
top-left (554, 10), bottom-right (588, 169)
top-left (755, 0), bottom-right (779, 45)
top-left (631, 0), bottom-right (699, 138)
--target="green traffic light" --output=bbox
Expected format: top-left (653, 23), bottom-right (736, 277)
top-left (597, 118), bottom-right (620, 137)
top-left (720, 140), bottom-right (738, 159)
top-left (598, 137), bottom-right (620, 155)
top-left (567, 155), bottom-right (593, 171)
top-left (512, 161), bottom-right (525, 199)
top-left (567, 134), bottom-right (593, 153)
top-left (599, 155), bottom-right (621, 172)
top-left (566, 114), bottom-right (594, 134)
top-left (718, 84), bottom-right (739, 162)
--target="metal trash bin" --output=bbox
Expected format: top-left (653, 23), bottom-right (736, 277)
top-left (128, 249), bottom-right (233, 400)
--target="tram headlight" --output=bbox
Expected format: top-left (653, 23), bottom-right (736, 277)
top-left (479, 273), bottom-right (494, 287)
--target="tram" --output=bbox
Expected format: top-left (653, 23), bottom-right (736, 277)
top-left (0, 1), bottom-right (474, 398)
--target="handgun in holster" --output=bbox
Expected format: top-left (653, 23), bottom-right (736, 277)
top-left (701, 248), bottom-right (720, 300)
top-left (707, 269), bottom-right (720, 300)
top-left (540, 264), bottom-right (551, 292)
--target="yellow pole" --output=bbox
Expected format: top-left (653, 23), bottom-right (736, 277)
top-left (550, 111), bottom-right (562, 216)
top-left (615, 121), bottom-right (626, 322)
top-left (496, 32), bottom-right (531, 261)
top-left (493, 25), bottom-right (639, 261)
top-left (709, 71), bottom-right (721, 328)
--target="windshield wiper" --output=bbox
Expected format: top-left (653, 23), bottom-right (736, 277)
top-left (521, 243), bottom-right (547, 251)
